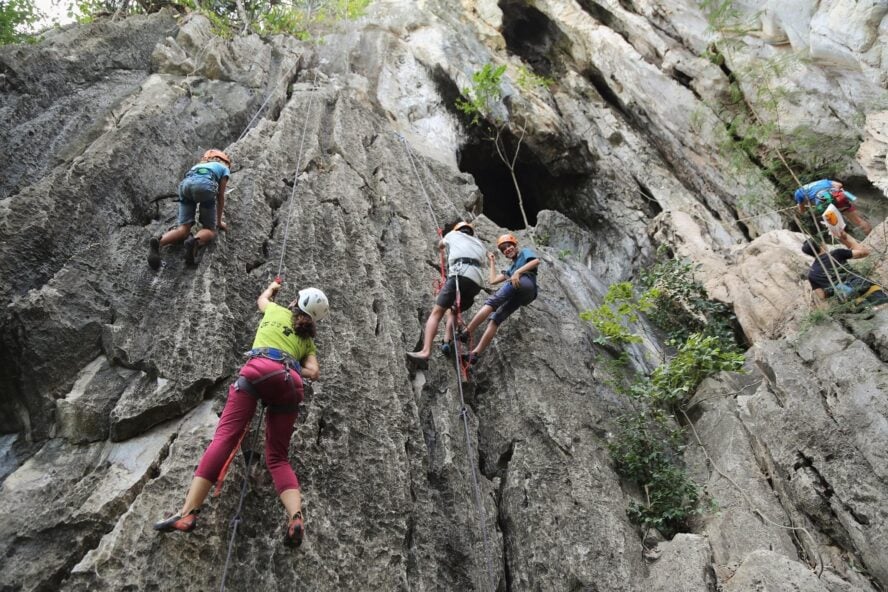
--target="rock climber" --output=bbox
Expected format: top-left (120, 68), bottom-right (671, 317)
top-left (794, 179), bottom-right (872, 237)
top-left (406, 221), bottom-right (486, 361)
top-left (154, 280), bottom-right (329, 548)
top-left (147, 149), bottom-right (231, 269)
top-left (801, 230), bottom-right (886, 304)
top-left (459, 233), bottom-right (539, 364)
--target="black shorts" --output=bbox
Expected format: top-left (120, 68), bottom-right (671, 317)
top-left (436, 275), bottom-right (482, 311)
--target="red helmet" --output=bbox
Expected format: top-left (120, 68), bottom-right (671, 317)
top-left (496, 233), bottom-right (518, 248)
top-left (202, 149), bottom-right (231, 167)
top-left (453, 221), bottom-right (474, 235)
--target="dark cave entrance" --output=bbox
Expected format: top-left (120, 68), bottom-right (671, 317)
top-left (457, 140), bottom-right (544, 229)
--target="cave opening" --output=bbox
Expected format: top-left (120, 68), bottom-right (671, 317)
top-left (457, 139), bottom-right (545, 229)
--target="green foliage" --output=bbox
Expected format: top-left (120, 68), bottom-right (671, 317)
top-left (700, 0), bottom-right (861, 208)
top-left (648, 333), bottom-right (745, 410)
top-left (580, 282), bottom-right (655, 346)
top-left (640, 254), bottom-right (740, 348)
top-left (593, 254), bottom-right (745, 537)
top-left (64, 0), bottom-right (369, 38)
top-left (609, 332), bottom-right (742, 536)
top-left (557, 249), bottom-right (572, 260)
top-left (455, 63), bottom-right (506, 126)
top-left (608, 405), bottom-right (699, 537)
top-left (253, 0), bottom-right (369, 39)
top-left (1, 0), bottom-right (41, 44)
top-left (515, 65), bottom-right (553, 91)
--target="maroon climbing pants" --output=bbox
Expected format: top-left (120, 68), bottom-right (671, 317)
top-left (195, 357), bottom-right (304, 494)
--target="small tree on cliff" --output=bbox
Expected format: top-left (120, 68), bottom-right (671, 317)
top-left (455, 63), bottom-right (552, 235)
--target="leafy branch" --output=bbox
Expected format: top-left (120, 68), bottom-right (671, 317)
top-left (455, 63), bottom-right (552, 236)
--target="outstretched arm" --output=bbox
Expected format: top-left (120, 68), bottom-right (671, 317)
top-left (837, 231), bottom-right (870, 259)
top-left (257, 281), bottom-right (281, 312)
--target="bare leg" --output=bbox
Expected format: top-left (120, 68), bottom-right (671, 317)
top-left (178, 476), bottom-right (213, 516)
top-left (410, 305), bottom-right (446, 358)
top-left (442, 309), bottom-right (455, 343)
top-left (472, 320), bottom-right (499, 355)
top-left (195, 228), bottom-right (217, 245)
top-left (845, 210), bottom-right (872, 237)
top-left (280, 488), bottom-right (302, 519)
top-left (160, 224), bottom-right (193, 246)
top-left (465, 304), bottom-right (494, 336)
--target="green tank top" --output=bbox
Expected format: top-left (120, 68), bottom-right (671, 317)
top-left (251, 302), bottom-right (317, 361)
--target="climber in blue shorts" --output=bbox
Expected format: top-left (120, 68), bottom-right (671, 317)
top-left (147, 149), bottom-right (231, 269)
top-left (460, 233), bottom-right (539, 364)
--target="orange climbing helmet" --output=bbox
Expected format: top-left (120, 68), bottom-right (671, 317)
top-left (496, 233), bottom-right (518, 249)
top-left (202, 149), bottom-right (231, 167)
top-left (453, 221), bottom-right (474, 235)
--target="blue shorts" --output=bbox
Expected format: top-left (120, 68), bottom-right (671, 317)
top-left (177, 176), bottom-right (218, 229)
top-left (486, 275), bottom-right (537, 325)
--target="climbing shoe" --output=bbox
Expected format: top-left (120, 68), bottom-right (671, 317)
top-left (147, 237), bottom-right (161, 270)
top-left (440, 342), bottom-right (453, 357)
top-left (462, 352), bottom-right (479, 366)
top-left (153, 509), bottom-right (199, 533)
top-left (405, 351), bottom-right (429, 362)
top-left (183, 235), bottom-right (199, 266)
top-left (285, 511), bottom-right (304, 548)
top-left (457, 329), bottom-right (469, 343)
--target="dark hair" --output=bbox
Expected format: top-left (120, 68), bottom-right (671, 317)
top-left (288, 302), bottom-right (318, 338)
top-left (801, 239), bottom-right (821, 257)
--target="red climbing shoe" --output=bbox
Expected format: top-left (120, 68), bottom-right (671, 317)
top-left (462, 352), bottom-right (479, 365)
top-left (153, 509), bottom-right (198, 533)
top-left (285, 511), bottom-right (304, 547)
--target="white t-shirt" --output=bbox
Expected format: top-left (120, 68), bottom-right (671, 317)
top-left (443, 230), bottom-right (486, 286)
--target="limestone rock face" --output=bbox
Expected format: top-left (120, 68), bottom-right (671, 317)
top-left (1, 1), bottom-right (887, 591)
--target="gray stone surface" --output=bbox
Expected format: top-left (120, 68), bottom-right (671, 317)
top-left (645, 533), bottom-right (716, 592)
top-left (1, 1), bottom-right (887, 591)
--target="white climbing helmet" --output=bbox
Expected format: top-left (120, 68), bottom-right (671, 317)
top-left (297, 287), bottom-right (329, 322)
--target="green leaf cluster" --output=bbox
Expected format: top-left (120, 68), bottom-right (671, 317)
top-left (590, 254), bottom-right (745, 537)
top-left (1, 0), bottom-right (41, 44)
top-left (455, 63), bottom-right (506, 126)
top-left (648, 333), bottom-right (745, 410)
top-left (580, 282), bottom-right (655, 346)
top-left (609, 333), bottom-right (742, 536)
top-left (640, 254), bottom-right (739, 347)
top-left (608, 406), bottom-right (698, 538)
top-left (62, 0), bottom-right (369, 39)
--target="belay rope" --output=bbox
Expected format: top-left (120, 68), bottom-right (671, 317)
top-left (398, 134), bottom-right (497, 591)
top-left (218, 406), bottom-right (267, 592)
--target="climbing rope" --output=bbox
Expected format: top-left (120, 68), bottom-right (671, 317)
top-left (400, 132), bottom-right (497, 590)
top-left (218, 405), bottom-right (267, 592)
top-left (397, 133), bottom-right (446, 235)
top-left (449, 282), bottom-right (496, 592)
top-left (276, 68), bottom-right (322, 279)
